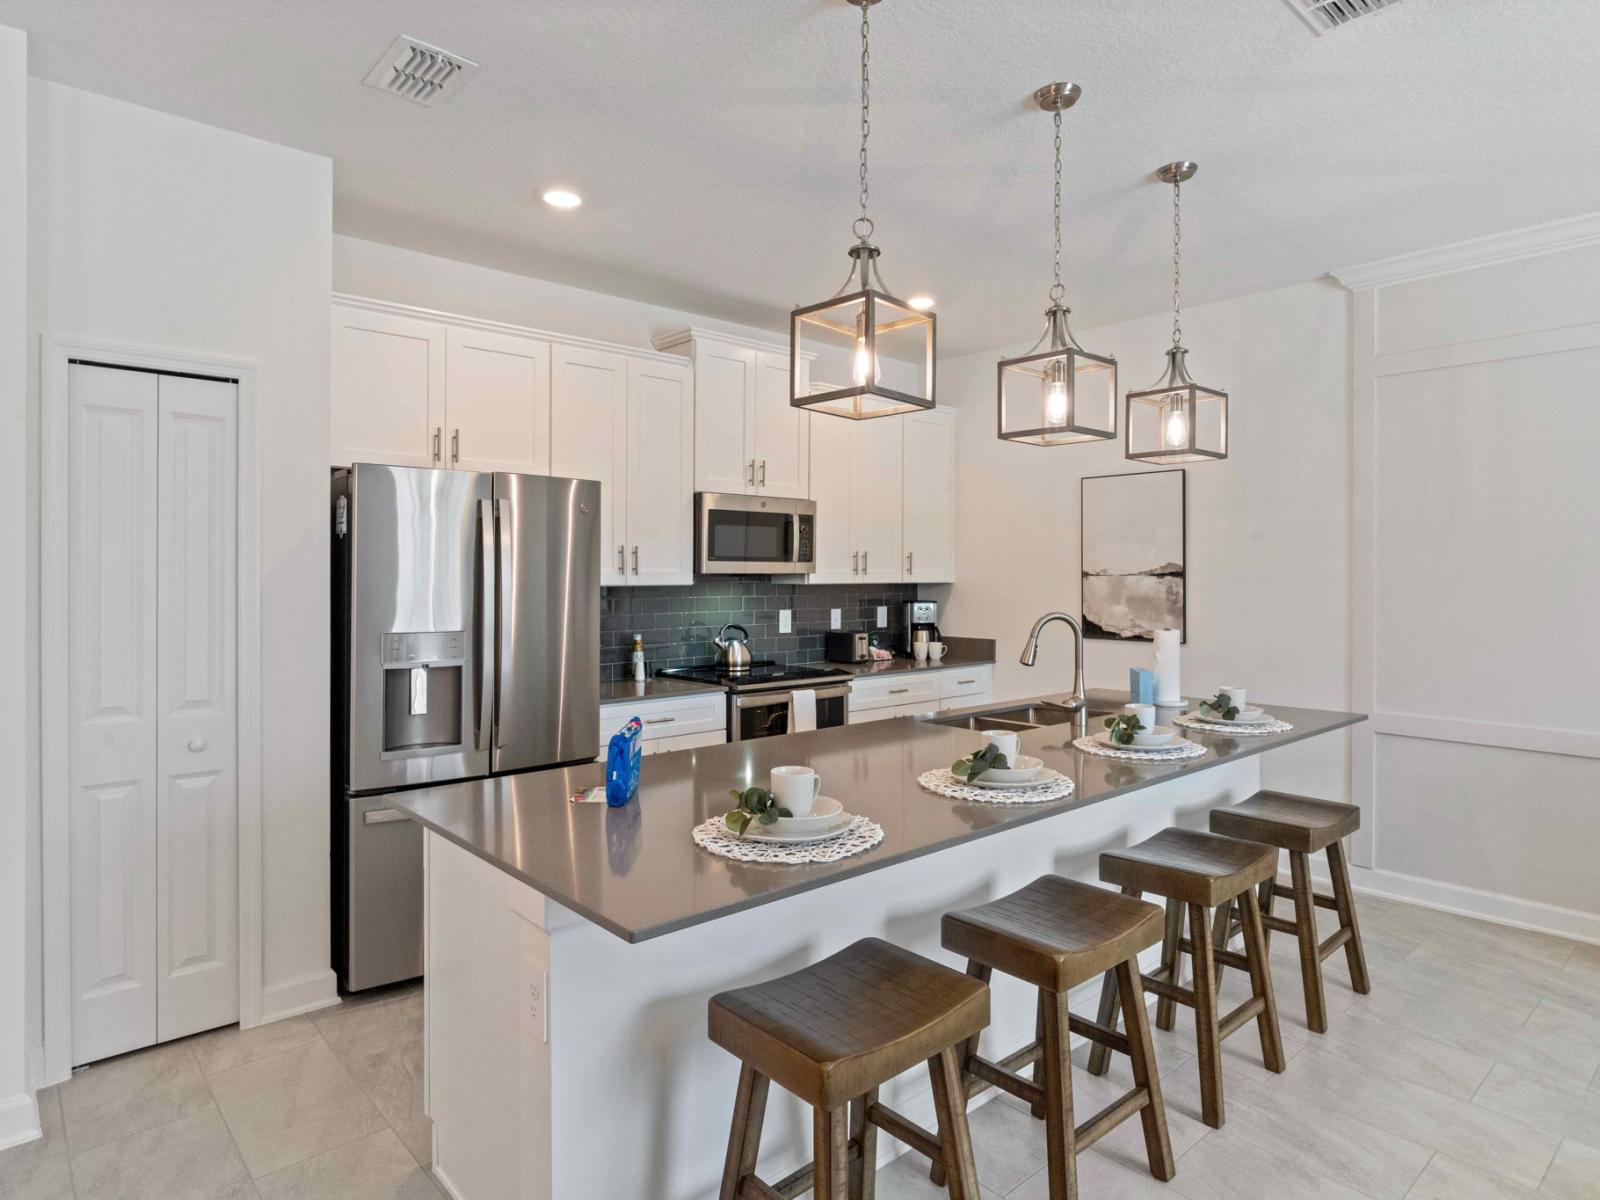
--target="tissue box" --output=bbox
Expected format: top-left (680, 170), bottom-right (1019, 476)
top-left (1129, 668), bottom-right (1156, 705)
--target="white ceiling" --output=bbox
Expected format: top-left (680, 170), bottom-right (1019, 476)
top-left (5, 0), bottom-right (1599, 355)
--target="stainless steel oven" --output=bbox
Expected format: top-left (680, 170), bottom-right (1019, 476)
top-left (731, 680), bottom-right (852, 742)
top-left (696, 492), bottom-right (816, 575)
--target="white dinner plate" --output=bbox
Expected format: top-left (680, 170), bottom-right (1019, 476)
top-left (1092, 731), bottom-right (1192, 753)
top-left (770, 797), bottom-right (845, 838)
top-left (965, 766), bottom-right (1064, 790)
top-left (1200, 706), bottom-right (1271, 724)
top-left (1129, 726), bottom-right (1178, 748)
top-left (967, 755), bottom-right (1044, 786)
top-left (743, 807), bottom-right (855, 844)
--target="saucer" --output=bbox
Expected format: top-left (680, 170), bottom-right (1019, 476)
top-left (967, 754), bottom-right (1044, 786)
top-left (1093, 730), bottom-right (1191, 754)
top-left (1129, 726), bottom-right (1178, 748)
top-left (966, 766), bottom-right (1064, 790)
top-left (760, 797), bottom-right (849, 841)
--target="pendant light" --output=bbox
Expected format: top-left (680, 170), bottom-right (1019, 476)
top-left (1125, 162), bottom-right (1229, 462)
top-left (997, 83), bottom-right (1117, 445)
top-left (790, 0), bottom-right (934, 420)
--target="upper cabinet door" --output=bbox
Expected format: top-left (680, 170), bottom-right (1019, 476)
top-left (551, 345), bottom-right (629, 587)
top-left (331, 305), bottom-right (446, 468)
top-left (806, 413), bottom-right (858, 584)
top-left (752, 351), bottom-right (809, 498)
top-left (901, 409), bottom-right (956, 583)
top-left (853, 417), bottom-right (904, 583)
top-left (626, 359), bottom-right (694, 586)
top-left (445, 327), bottom-right (551, 475)
top-left (692, 342), bottom-right (755, 495)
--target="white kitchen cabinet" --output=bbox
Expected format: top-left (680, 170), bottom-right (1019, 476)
top-left (901, 408), bottom-right (957, 583)
top-left (805, 404), bottom-right (903, 583)
top-left (807, 410), bottom-right (859, 583)
top-left (625, 358), bottom-right (694, 585)
top-left (331, 305), bottom-right (446, 468)
top-left (599, 692), bottom-right (727, 758)
top-left (444, 326), bottom-right (551, 474)
top-left (655, 329), bottom-right (811, 499)
top-left (551, 345), bottom-right (629, 587)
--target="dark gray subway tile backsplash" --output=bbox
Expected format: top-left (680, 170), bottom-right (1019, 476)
top-left (600, 578), bottom-right (920, 681)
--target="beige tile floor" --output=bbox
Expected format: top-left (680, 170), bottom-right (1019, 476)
top-left (4, 898), bottom-right (1598, 1200)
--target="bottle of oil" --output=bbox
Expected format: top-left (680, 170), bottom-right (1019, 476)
top-left (631, 633), bottom-right (646, 682)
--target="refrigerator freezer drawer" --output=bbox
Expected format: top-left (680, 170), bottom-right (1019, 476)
top-left (343, 795), bottom-right (423, 991)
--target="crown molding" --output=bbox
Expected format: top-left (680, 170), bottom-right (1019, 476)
top-left (651, 325), bottom-right (810, 359)
top-left (1331, 212), bottom-right (1600, 292)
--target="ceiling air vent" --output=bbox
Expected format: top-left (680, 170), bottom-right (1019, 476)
top-left (363, 35), bottom-right (478, 107)
top-left (1283, 0), bottom-right (1402, 34)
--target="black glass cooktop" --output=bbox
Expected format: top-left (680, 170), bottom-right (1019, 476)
top-left (657, 661), bottom-right (850, 691)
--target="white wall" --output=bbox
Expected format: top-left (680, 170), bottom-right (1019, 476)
top-left (0, 22), bottom-right (38, 1152)
top-left (936, 279), bottom-right (1354, 806)
top-left (27, 80), bottom-right (337, 1042)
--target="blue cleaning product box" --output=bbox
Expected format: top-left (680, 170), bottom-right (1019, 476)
top-left (605, 716), bottom-right (644, 807)
top-left (1129, 668), bottom-right (1156, 705)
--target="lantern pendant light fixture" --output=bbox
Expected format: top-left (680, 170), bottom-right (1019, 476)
top-left (1125, 161), bottom-right (1229, 462)
top-left (997, 83), bottom-right (1117, 445)
top-left (790, 0), bottom-right (935, 420)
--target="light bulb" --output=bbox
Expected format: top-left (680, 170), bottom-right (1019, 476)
top-left (1163, 401), bottom-right (1189, 448)
top-left (851, 336), bottom-right (877, 387)
top-left (1043, 362), bottom-right (1069, 425)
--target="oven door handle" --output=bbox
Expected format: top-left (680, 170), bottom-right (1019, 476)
top-left (733, 692), bottom-right (791, 711)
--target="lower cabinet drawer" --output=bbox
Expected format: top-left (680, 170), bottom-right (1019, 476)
top-left (850, 676), bottom-right (942, 713)
top-left (940, 666), bottom-right (994, 701)
top-left (598, 692), bottom-right (726, 755)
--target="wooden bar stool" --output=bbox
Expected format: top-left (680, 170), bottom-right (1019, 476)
top-left (708, 937), bottom-right (989, 1200)
top-left (1209, 791), bottom-right (1371, 1033)
top-left (1089, 828), bottom-right (1285, 1129)
top-left (934, 876), bottom-right (1175, 1200)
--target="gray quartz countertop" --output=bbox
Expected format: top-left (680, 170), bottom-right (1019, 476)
top-left (826, 646), bottom-right (996, 679)
top-left (598, 676), bottom-right (725, 703)
top-left (388, 694), bottom-right (1363, 944)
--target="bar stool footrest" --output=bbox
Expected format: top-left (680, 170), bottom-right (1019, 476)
top-left (1270, 881), bottom-right (1339, 911)
top-left (1217, 996), bottom-right (1267, 1040)
top-left (1318, 926), bottom-right (1353, 961)
top-left (864, 1101), bottom-right (941, 1167)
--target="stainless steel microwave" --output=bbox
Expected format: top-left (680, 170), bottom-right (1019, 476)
top-left (696, 493), bottom-right (816, 575)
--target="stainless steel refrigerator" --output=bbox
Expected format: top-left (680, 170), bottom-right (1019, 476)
top-left (332, 464), bottom-right (600, 990)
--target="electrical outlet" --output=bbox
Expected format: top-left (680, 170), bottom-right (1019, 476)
top-left (876, 606), bottom-right (887, 627)
top-left (830, 608), bottom-right (842, 630)
top-left (527, 969), bottom-right (548, 1043)
top-left (779, 609), bottom-right (792, 634)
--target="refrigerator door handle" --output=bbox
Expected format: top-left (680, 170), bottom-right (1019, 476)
top-left (494, 496), bottom-right (513, 750)
top-left (476, 497), bottom-right (495, 752)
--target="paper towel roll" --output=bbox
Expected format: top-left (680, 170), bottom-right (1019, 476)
top-left (1153, 629), bottom-right (1181, 704)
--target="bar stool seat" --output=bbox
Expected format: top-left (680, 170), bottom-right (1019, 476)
top-left (710, 937), bottom-right (989, 1200)
top-left (1100, 827), bottom-right (1278, 908)
top-left (1208, 791), bottom-right (1371, 1035)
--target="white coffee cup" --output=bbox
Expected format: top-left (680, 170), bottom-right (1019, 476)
top-left (1123, 703), bottom-right (1157, 732)
top-left (981, 730), bottom-right (1021, 763)
top-left (1218, 686), bottom-right (1247, 714)
top-left (914, 640), bottom-right (929, 662)
top-left (927, 641), bottom-right (946, 662)
top-left (770, 765), bottom-right (822, 816)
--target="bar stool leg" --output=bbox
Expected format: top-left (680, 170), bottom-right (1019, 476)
top-left (1326, 839), bottom-right (1371, 995)
top-left (1188, 902), bottom-right (1224, 1129)
top-left (814, 1104), bottom-right (851, 1200)
top-left (1030, 989), bottom-right (1049, 1116)
top-left (849, 1087), bottom-right (878, 1200)
top-left (719, 1065), bottom-right (769, 1200)
top-left (927, 1046), bottom-right (981, 1200)
top-left (1039, 989), bottom-right (1079, 1200)
top-left (1086, 884), bottom-right (1141, 1079)
top-left (1238, 888), bottom-right (1286, 1073)
top-left (1257, 870), bottom-right (1277, 953)
top-left (1289, 850), bottom-right (1328, 1033)
top-left (1115, 958), bottom-right (1175, 1182)
top-left (1154, 898), bottom-right (1184, 1032)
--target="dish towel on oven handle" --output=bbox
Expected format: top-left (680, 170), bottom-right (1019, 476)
top-left (790, 689), bottom-right (817, 733)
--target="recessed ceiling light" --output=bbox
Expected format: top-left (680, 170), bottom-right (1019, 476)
top-left (542, 188), bottom-right (583, 209)
top-left (907, 295), bottom-right (936, 310)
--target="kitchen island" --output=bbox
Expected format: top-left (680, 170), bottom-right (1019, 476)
top-left (390, 695), bottom-right (1363, 1200)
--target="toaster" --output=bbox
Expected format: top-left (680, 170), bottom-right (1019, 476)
top-left (824, 630), bottom-right (871, 664)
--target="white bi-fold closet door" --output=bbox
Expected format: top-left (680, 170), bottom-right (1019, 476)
top-left (67, 362), bottom-right (239, 1066)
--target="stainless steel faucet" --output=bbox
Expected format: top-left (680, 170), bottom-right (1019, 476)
top-left (1020, 611), bottom-right (1088, 712)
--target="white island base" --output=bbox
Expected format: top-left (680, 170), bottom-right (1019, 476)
top-left (420, 756), bottom-right (1260, 1200)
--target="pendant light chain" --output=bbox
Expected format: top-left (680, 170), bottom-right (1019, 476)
top-left (853, 3), bottom-right (873, 242)
top-left (1171, 177), bottom-right (1183, 347)
top-left (1050, 109), bottom-right (1064, 304)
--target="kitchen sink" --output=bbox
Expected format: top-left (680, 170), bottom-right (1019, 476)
top-left (933, 715), bottom-right (1035, 732)
top-left (932, 702), bottom-right (1119, 731)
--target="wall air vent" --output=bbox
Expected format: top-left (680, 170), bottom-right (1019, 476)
top-left (1283, 0), bottom-right (1402, 34)
top-left (362, 36), bottom-right (478, 107)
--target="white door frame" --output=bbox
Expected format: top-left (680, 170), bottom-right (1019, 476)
top-left (39, 336), bottom-right (262, 1085)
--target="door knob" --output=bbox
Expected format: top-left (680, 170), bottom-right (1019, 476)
top-left (188, 737), bottom-right (208, 753)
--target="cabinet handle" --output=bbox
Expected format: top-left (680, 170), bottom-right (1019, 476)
top-left (907, 551), bottom-right (914, 574)
top-left (432, 427), bottom-right (442, 462)
top-left (631, 545), bottom-right (639, 574)
top-left (451, 428), bottom-right (459, 464)
top-left (957, 678), bottom-right (977, 685)
top-left (889, 687), bottom-right (910, 695)
top-left (759, 460), bottom-right (767, 486)
top-left (747, 459), bottom-right (755, 485)
top-left (617, 544), bottom-right (625, 572)
top-left (643, 716), bottom-right (675, 726)
top-left (187, 737), bottom-right (208, 753)
top-left (862, 549), bottom-right (869, 573)
top-left (852, 551), bottom-right (859, 575)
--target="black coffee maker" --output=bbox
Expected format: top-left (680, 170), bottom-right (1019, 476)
top-left (901, 600), bottom-right (940, 658)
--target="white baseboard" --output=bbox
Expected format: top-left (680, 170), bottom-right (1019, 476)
top-left (0, 1091), bottom-right (41, 1152)
top-left (1294, 862), bottom-right (1600, 947)
top-left (258, 967), bottom-right (341, 1025)
top-left (430, 1160), bottom-right (465, 1200)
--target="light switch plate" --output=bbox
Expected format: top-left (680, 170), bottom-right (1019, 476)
top-left (528, 968), bottom-right (548, 1043)
top-left (779, 609), bottom-right (792, 634)
top-left (876, 606), bottom-right (887, 627)
top-left (830, 609), bottom-right (842, 630)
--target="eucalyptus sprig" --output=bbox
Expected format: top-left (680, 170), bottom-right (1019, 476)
top-left (723, 786), bottom-right (792, 837)
top-left (1198, 690), bottom-right (1240, 722)
top-left (1104, 712), bottom-right (1146, 745)
top-left (951, 743), bottom-right (1009, 782)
